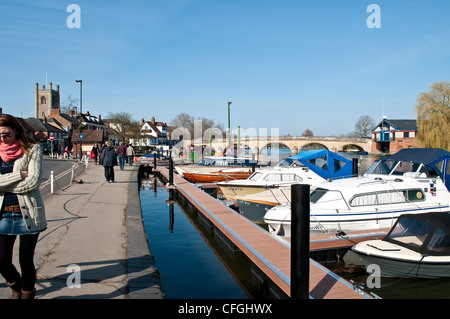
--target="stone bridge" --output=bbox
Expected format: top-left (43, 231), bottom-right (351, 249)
top-left (198, 136), bottom-right (372, 155)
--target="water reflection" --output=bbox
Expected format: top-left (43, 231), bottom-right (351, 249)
top-left (140, 178), bottom-right (255, 299)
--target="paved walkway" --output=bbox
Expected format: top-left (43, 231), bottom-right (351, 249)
top-left (0, 161), bottom-right (163, 299)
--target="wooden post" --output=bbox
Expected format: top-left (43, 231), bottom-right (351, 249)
top-left (291, 184), bottom-right (310, 299)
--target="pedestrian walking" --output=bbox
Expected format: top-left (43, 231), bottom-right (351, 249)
top-left (91, 144), bottom-right (99, 165)
top-left (99, 140), bottom-right (117, 182)
top-left (0, 114), bottom-right (46, 299)
top-left (126, 144), bottom-right (135, 166)
top-left (116, 142), bottom-right (126, 170)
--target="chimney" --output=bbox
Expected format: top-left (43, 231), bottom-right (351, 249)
top-left (86, 111), bottom-right (90, 116)
top-left (68, 109), bottom-right (75, 116)
top-left (98, 114), bottom-right (101, 120)
top-left (151, 116), bottom-right (155, 124)
top-left (141, 118), bottom-right (145, 125)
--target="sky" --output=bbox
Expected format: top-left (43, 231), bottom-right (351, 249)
top-left (0, 0), bottom-right (449, 137)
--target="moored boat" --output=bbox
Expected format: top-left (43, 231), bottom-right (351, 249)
top-left (264, 148), bottom-right (450, 237)
top-left (175, 156), bottom-right (257, 176)
top-left (352, 212), bottom-right (450, 278)
top-left (218, 150), bottom-right (354, 201)
top-left (182, 169), bottom-right (253, 183)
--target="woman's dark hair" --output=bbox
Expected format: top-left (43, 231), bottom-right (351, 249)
top-left (0, 114), bottom-right (36, 156)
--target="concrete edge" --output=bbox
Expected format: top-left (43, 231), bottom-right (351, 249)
top-left (125, 166), bottom-right (164, 299)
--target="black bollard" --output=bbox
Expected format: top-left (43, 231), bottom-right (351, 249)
top-left (352, 158), bottom-right (359, 177)
top-left (251, 154), bottom-right (256, 173)
top-left (291, 184), bottom-right (310, 299)
top-left (169, 156), bottom-right (174, 185)
top-left (153, 153), bottom-right (157, 169)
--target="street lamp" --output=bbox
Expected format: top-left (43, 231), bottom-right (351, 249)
top-left (75, 80), bottom-right (82, 114)
top-left (75, 80), bottom-right (82, 158)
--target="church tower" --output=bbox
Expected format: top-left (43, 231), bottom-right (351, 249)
top-left (35, 82), bottom-right (60, 119)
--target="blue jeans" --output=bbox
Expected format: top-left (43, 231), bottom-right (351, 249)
top-left (128, 156), bottom-right (134, 165)
top-left (118, 155), bottom-right (125, 169)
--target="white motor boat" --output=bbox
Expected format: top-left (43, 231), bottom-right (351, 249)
top-left (218, 150), bottom-right (354, 201)
top-left (175, 156), bottom-right (257, 177)
top-left (352, 212), bottom-right (450, 278)
top-left (264, 148), bottom-right (450, 237)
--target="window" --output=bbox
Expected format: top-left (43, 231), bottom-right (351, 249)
top-left (388, 216), bottom-right (432, 249)
top-left (310, 188), bottom-right (328, 203)
top-left (249, 172), bottom-right (263, 181)
top-left (404, 132), bottom-right (410, 138)
top-left (427, 228), bottom-right (450, 254)
top-left (263, 173), bottom-right (302, 182)
top-left (40, 96), bottom-right (47, 104)
top-left (349, 189), bottom-right (425, 207)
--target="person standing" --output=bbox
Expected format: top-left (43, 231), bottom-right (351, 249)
top-left (99, 140), bottom-right (117, 183)
top-left (91, 144), bottom-right (99, 165)
top-left (116, 142), bottom-right (126, 170)
top-left (126, 144), bottom-right (135, 166)
top-left (0, 114), bottom-right (46, 299)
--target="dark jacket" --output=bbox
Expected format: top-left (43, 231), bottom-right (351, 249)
top-left (99, 146), bottom-right (117, 167)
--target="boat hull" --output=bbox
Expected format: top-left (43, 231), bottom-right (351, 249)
top-left (237, 198), bottom-right (278, 222)
top-left (264, 205), bottom-right (450, 237)
top-left (352, 240), bottom-right (450, 278)
top-left (183, 171), bottom-right (252, 183)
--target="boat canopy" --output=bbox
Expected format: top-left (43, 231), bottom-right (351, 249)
top-left (278, 150), bottom-right (353, 180)
top-left (384, 212), bottom-right (450, 256)
top-left (388, 148), bottom-right (450, 192)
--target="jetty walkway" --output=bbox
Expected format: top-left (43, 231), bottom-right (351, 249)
top-left (0, 161), bottom-right (163, 299)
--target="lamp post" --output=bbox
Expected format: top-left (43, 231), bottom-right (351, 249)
top-left (75, 80), bottom-right (82, 115)
top-left (227, 102), bottom-right (232, 148)
top-left (75, 80), bottom-right (82, 157)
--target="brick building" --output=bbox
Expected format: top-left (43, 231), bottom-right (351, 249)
top-left (371, 119), bottom-right (417, 154)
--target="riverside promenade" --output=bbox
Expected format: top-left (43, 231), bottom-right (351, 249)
top-left (0, 161), bottom-right (163, 299)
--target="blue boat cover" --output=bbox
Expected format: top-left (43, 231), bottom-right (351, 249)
top-left (283, 150), bottom-right (353, 180)
top-left (388, 148), bottom-right (450, 192)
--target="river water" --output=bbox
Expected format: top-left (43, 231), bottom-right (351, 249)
top-left (139, 178), bottom-right (249, 299)
top-left (140, 151), bottom-right (450, 299)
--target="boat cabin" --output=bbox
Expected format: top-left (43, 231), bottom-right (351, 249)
top-left (384, 212), bottom-right (450, 256)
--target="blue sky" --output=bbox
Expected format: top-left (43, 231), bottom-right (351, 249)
top-left (1, 0), bottom-right (449, 136)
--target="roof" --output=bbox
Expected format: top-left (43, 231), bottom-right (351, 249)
top-left (373, 119), bottom-right (417, 132)
top-left (71, 130), bottom-right (104, 143)
top-left (387, 148), bottom-right (450, 192)
top-left (284, 149), bottom-right (353, 180)
top-left (25, 118), bottom-right (66, 133)
top-left (388, 148), bottom-right (450, 165)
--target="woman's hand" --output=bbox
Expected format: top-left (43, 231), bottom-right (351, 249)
top-left (20, 170), bottom-right (29, 179)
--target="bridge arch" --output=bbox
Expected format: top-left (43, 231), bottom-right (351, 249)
top-left (300, 143), bottom-right (328, 151)
top-left (341, 144), bottom-right (366, 153)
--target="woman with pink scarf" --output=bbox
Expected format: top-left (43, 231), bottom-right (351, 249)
top-left (0, 114), bottom-right (46, 299)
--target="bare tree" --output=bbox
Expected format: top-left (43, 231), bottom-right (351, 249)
top-left (302, 128), bottom-right (314, 137)
top-left (415, 81), bottom-right (450, 150)
top-left (61, 94), bottom-right (79, 114)
top-left (354, 115), bottom-right (375, 138)
top-left (107, 111), bottom-right (140, 144)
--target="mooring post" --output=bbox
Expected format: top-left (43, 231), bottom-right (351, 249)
top-left (251, 154), bottom-right (256, 173)
top-left (352, 158), bottom-right (359, 177)
top-left (169, 156), bottom-right (174, 185)
top-left (153, 153), bottom-right (157, 169)
top-left (291, 184), bottom-right (310, 299)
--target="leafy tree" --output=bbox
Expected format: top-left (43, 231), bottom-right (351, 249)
top-left (415, 81), bottom-right (450, 150)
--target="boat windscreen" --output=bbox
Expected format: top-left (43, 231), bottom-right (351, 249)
top-left (386, 216), bottom-right (432, 251)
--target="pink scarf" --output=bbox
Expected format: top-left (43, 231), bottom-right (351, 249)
top-left (0, 141), bottom-right (23, 162)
